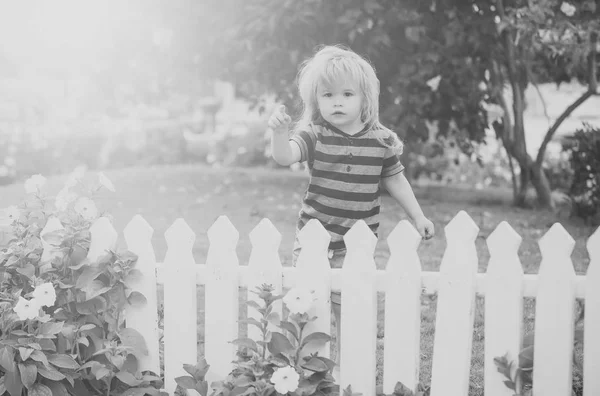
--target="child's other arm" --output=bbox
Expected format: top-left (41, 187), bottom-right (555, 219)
top-left (268, 105), bottom-right (301, 166)
top-left (382, 172), bottom-right (435, 239)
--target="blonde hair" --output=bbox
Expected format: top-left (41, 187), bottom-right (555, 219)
top-left (295, 45), bottom-right (403, 154)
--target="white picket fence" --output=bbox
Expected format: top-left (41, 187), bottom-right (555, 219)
top-left (44, 210), bottom-right (600, 396)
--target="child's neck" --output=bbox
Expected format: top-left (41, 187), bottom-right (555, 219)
top-left (337, 121), bottom-right (366, 136)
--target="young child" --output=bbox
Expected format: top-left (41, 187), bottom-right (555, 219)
top-left (267, 45), bottom-right (434, 366)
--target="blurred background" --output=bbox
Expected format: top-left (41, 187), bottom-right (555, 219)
top-left (0, 0), bottom-right (599, 222)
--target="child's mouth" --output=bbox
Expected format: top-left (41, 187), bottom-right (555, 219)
top-left (332, 112), bottom-right (345, 115)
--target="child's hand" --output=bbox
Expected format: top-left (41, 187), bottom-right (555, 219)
top-left (415, 216), bottom-right (435, 240)
top-left (267, 105), bottom-right (292, 134)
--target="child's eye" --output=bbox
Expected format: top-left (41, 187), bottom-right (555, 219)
top-left (344, 92), bottom-right (354, 97)
top-left (323, 93), bottom-right (332, 97)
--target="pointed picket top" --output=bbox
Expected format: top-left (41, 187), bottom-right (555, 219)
top-left (388, 220), bottom-right (421, 255)
top-left (588, 226), bottom-right (600, 262)
top-left (249, 218), bottom-right (282, 251)
top-left (87, 217), bottom-right (118, 262)
top-left (444, 210), bottom-right (479, 243)
top-left (124, 215), bottom-right (154, 250)
top-left (164, 218), bottom-right (196, 251)
top-left (538, 223), bottom-right (575, 262)
top-left (486, 221), bottom-right (522, 259)
top-left (344, 220), bottom-right (377, 254)
top-left (207, 215), bottom-right (239, 249)
top-left (298, 219), bottom-right (330, 253)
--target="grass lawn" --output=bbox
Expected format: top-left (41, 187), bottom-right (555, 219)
top-left (0, 164), bottom-right (594, 395)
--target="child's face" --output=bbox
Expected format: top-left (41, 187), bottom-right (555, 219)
top-left (316, 78), bottom-right (363, 133)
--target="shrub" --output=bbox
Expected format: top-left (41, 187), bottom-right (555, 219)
top-left (562, 124), bottom-right (600, 225)
top-left (0, 170), bottom-right (166, 396)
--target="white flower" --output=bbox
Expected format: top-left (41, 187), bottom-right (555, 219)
top-left (13, 297), bottom-right (41, 320)
top-left (74, 197), bottom-right (98, 220)
top-left (32, 283), bottom-right (57, 307)
top-left (55, 188), bottom-right (78, 211)
top-left (560, 2), bottom-right (576, 16)
top-left (24, 174), bottom-right (47, 194)
top-left (97, 172), bottom-right (115, 192)
top-left (65, 165), bottom-right (86, 189)
top-left (283, 287), bottom-right (315, 315)
top-left (482, 101), bottom-right (505, 124)
top-left (426, 75), bottom-right (441, 92)
top-left (270, 366), bottom-right (300, 394)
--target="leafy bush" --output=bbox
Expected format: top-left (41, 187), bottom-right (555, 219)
top-left (562, 124), bottom-right (600, 225)
top-left (0, 170), bottom-right (165, 396)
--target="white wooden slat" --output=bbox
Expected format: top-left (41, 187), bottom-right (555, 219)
top-left (584, 227), bottom-right (600, 396)
top-left (123, 215), bottom-right (161, 375)
top-left (247, 218), bottom-right (283, 341)
top-left (430, 211), bottom-right (479, 396)
top-left (383, 220), bottom-right (422, 394)
top-left (162, 219), bottom-right (198, 395)
top-left (295, 219), bottom-right (332, 359)
top-left (533, 223), bottom-right (576, 396)
top-left (484, 221), bottom-right (524, 396)
top-left (205, 216), bottom-right (240, 384)
top-left (339, 220), bottom-right (378, 396)
top-left (40, 216), bottom-right (65, 273)
top-left (87, 216), bottom-right (118, 262)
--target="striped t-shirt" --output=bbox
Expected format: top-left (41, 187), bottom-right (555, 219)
top-left (290, 121), bottom-right (404, 250)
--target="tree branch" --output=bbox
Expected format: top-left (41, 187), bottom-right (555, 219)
top-left (535, 30), bottom-right (598, 167)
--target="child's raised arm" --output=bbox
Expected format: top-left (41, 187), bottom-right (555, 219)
top-left (268, 105), bottom-right (302, 166)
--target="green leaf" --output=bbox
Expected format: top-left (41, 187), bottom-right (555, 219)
top-left (127, 291), bottom-right (147, 307)
top-left (300, 332), bottom-right (331, 350)
top-left (175, 376), bottom-right (197, 389)
top-left (75, 266), bottom-right (104, 289)
top-left (29, 383), bottom-right (52, 396)
top-left (39, 321), bottom-right (64, 336)
top-left (392, 381), bottom-right (415, 396)
top-left (124, 269), bottom-right (144, 286)
top-left (267, 332), bottom-right (294, 356)
top-left (37, 365), bottom-right (66, 381)
top-left (279, 321), bottom-right (299, 341)
top-left (230, 338), bottom-right (259, 353)
top-left (18, 363), bottom-right (37, 389)
top-left (518, 345), bottom-right (534, 369)
top-left (48, 353), bottom-right (80, 370)
top-left (196, 379), bottom-right (209, 396)
top-left (119, 327), bottom-right (149, 357)
top-left (18, 347), bottom-right (33, 361)
top-left (75, 296), bottom-right (107, 315)
top-left (265, 311), bottom-right (280, 326)
top-left (183, 358), bottom-right (210, 380)
top-left (37, 339), bottom-right (56, 352)
top-left (301, 357), bottom-right (329, 373)
top-left (29, 350), bottom-right (50, 367)
top-left (95, 366), bottom-right (111, 380)
top-left (116, 371), bottom-right (143, 386)
top-left (83, 280), bottom-right (112, 300)
top-left (4, 367), bottom-right (23, 396)
top-left (246, 300), bottom-right (263, 313)
top-left (46, 381), bottom-right (69, 396)
top-left (0, 347), bottom-right (15, 372)
top-left (16, 263), bottom-right (36, 279)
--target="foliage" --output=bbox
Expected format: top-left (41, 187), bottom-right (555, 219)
top-left (562, 123), bottom-right (600, 225)
top-left (0, 170), bottom-right (166, 396)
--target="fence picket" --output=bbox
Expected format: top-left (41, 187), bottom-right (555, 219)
top-left (484, 221), bottom-right (524, 396)
top-left (40, 216), bottom-right (64, 272)
top-left (205, 215), bottom-right (240, 384)
top-left (295, 219), bottom-right (332, 359)
top-left (584, 228), bottom-right (600, 395)
top-left (430, 211), bottom-right (479, 396)
top-left (162, 219), bottom-right (198, 394)
top-left (339, 220), bottom-right (378, 396)
top-left (533, 223), bottom-right (577, 396)
top-left (87, 216), bottom-right (118, 262)
top-left (383, 220), bottom-right (422, 394)
top-left (123, 215), bottom-right (161, 375)
top-left (247, 218), bottom-right (283, 341)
